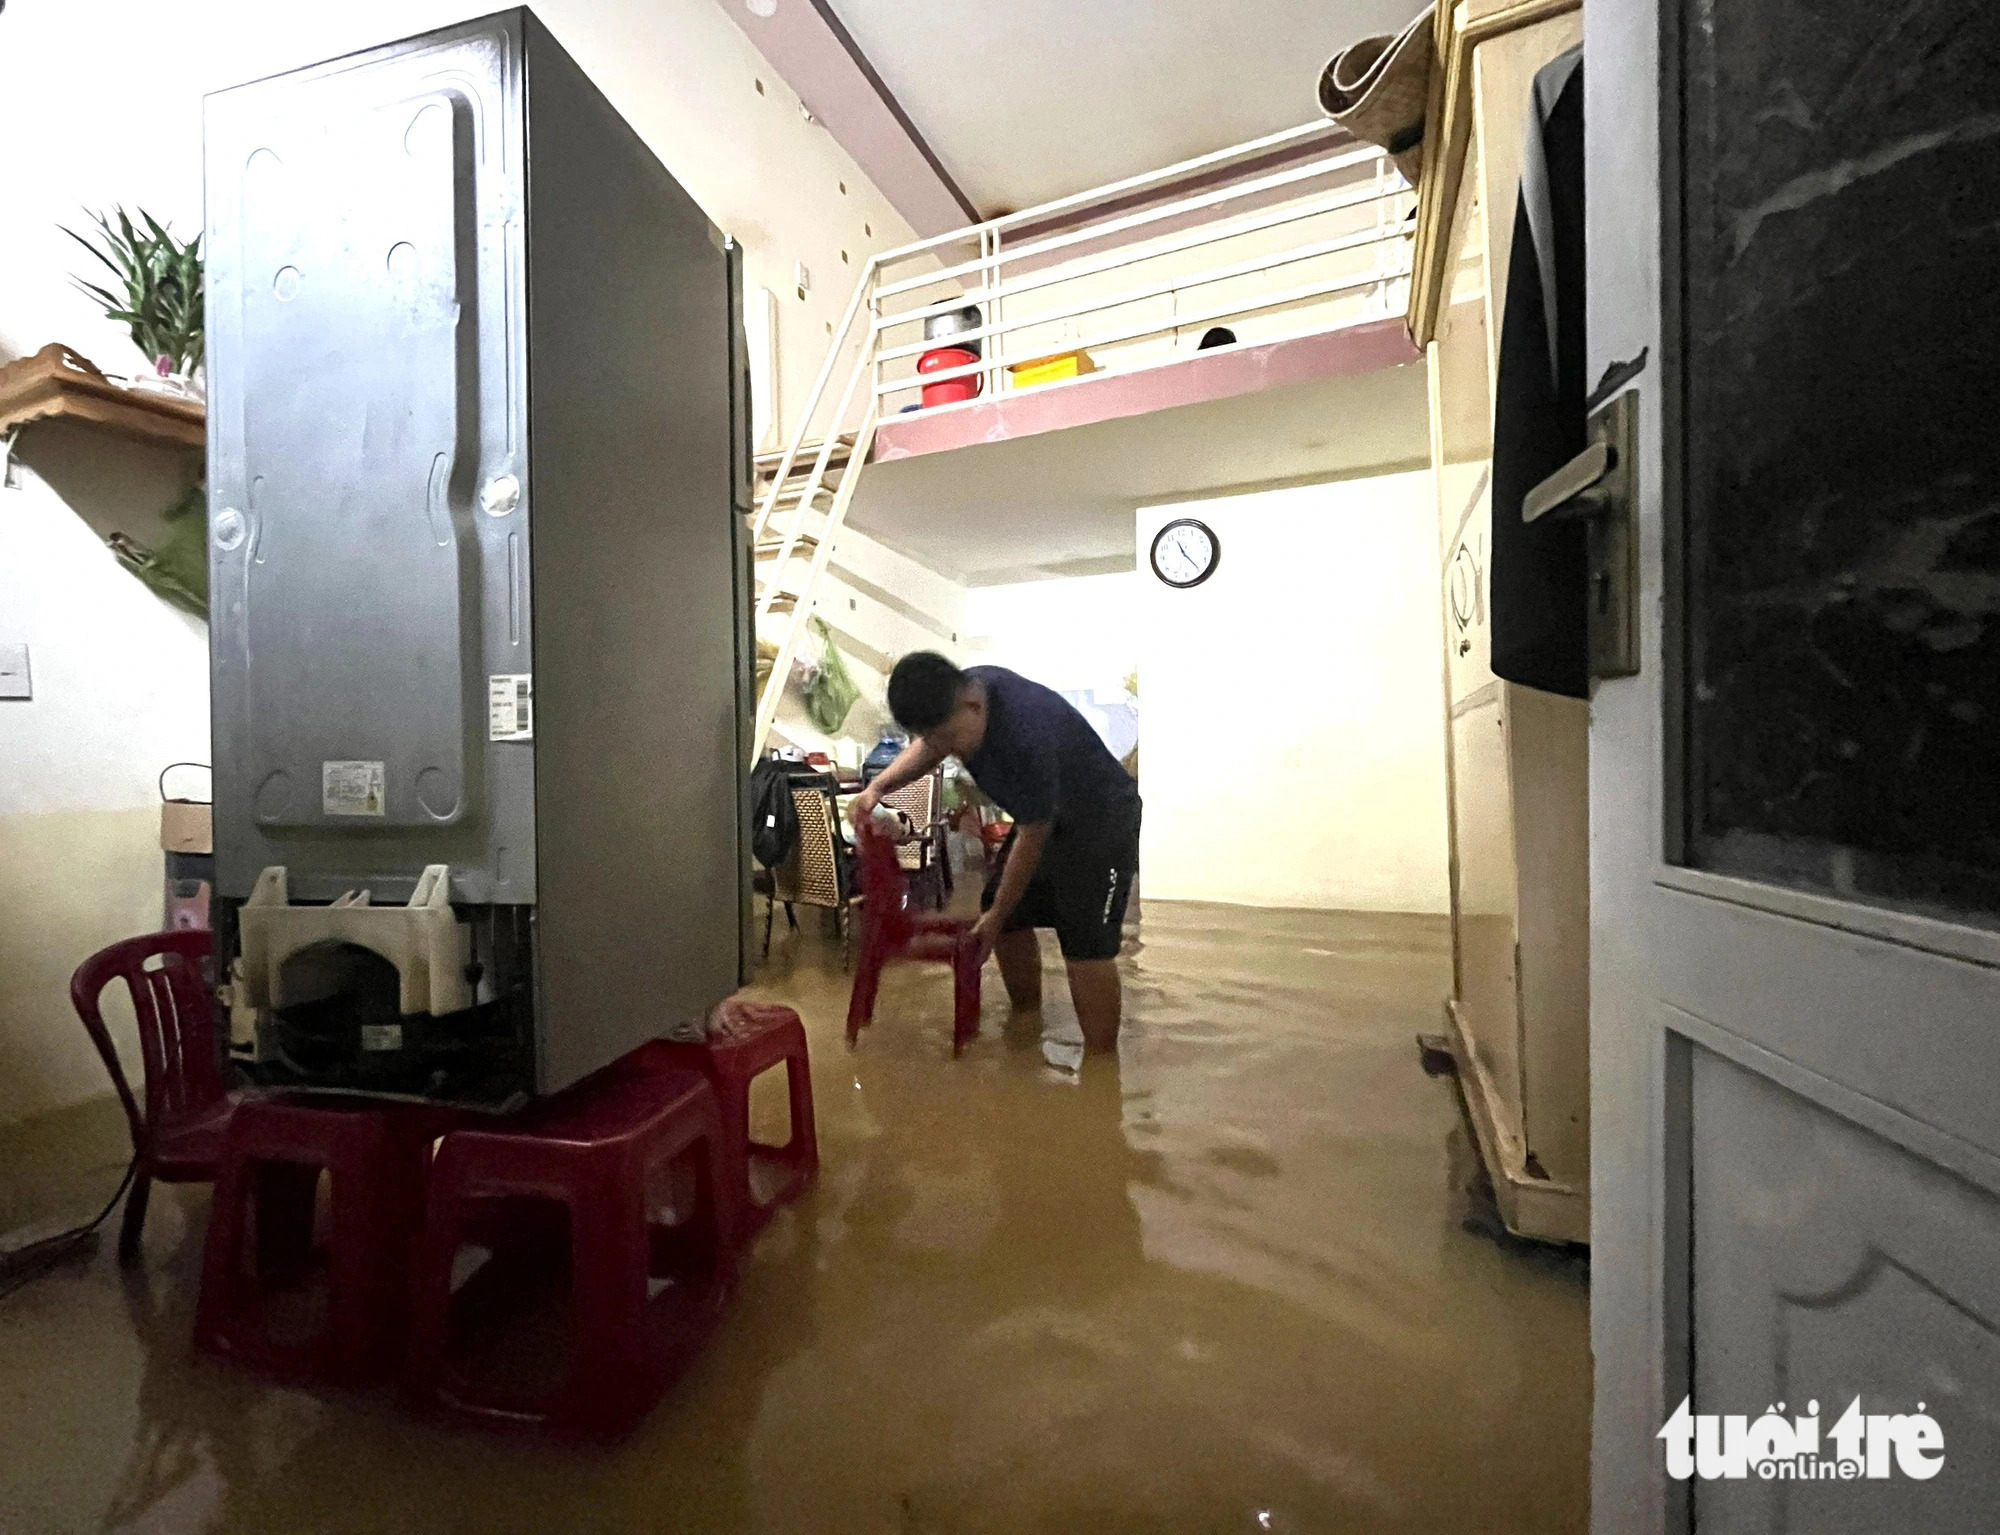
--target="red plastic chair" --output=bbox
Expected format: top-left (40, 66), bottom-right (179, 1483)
top-left (846, 823), bottom-right (982, 1055)
top-left (70, 929), bottom-right (240, 1265)
top-left (195, 1097), bottom-right (453, 1388)
top-left (406, 1067), bottom-right (732, 1437)
top-left (627, 1000), bottom-right (818, 1249)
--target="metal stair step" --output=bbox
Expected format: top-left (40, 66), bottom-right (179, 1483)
top-left (753, 435), bottom-right (856, 488)
top-left (762, 483), bottom-right (835, 506)
top-left (754, 533), bottom-right (820, 558)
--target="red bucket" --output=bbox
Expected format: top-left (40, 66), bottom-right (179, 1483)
top-left (917, 346), bottom-right (981, 409)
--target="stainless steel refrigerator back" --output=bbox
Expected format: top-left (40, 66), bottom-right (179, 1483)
top-left (205, 10), bottom-right (752, 1106)
top-left (208, 19), bottom-right (529, 903)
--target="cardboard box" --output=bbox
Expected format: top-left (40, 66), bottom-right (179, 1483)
top-left (161, 799), bottom-right (213, 855)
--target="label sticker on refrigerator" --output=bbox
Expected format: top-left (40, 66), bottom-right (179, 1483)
top-left (322, 760), bottom-right (386, 817)
top-left (360, 1024), bottom-right (404, 1052)
top-left (489, 673), bottom-right (534, 741)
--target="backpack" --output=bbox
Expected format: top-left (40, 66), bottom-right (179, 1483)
top-left (749, 757), bottom-right (805, 869)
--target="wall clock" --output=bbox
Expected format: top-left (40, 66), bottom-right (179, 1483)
top-left (1149, 517), bottom-right (1219, 589)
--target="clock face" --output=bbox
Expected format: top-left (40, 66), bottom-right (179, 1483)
top-left (1150, 518), bottom-right (1219, 589)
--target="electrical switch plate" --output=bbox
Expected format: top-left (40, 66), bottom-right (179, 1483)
top-left (0, 643), bottom-right (31, 700)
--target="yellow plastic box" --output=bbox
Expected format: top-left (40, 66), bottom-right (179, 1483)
top-left (1008, 350), bottom-right (1098, 388)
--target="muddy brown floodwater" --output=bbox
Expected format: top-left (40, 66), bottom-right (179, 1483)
top-left (0, 900), bottom-right (1588, 1534)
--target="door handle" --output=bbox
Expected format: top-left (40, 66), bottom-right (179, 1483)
top-left (1523, 439), bottom-right (1614, 523)
top-left (1519, 389), bottom-right (1640, 684)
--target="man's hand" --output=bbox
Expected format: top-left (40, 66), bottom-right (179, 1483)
top-left (850, 735), bottom-right (949, 826)
top-left (967, 909), bottom-right (1006, 964)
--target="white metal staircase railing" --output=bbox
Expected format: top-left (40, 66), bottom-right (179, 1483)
top-left (747, 119), bottom-right (1416, 762)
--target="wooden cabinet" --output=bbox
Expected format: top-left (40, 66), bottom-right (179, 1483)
top-left (1412, 0), bottom-right (1586, 1244)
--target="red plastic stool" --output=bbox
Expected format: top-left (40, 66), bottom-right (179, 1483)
top-left (629, 1000), bottom-right (818, 1249)
top-left (847, 824), bottom-right (982, 1054)
top-left (405, 1067), bottom-right (731, 1436)
top-left (195, 1096), bottom-right (446, 1387)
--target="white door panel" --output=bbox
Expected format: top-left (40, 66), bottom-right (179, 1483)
top-left (1586, 0), bottom-right (2000, 1527)
top-left (1690, 1047), bottom-right (2000, 1533)
top-left (1660, 892), bottom-right (2000, 1167)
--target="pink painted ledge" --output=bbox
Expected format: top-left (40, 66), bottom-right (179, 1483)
top-left (872, 317), bottom-right (1421, 463)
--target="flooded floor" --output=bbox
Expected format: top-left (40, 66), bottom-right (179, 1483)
top-left (0, 901), bottom-right (1588, 1533)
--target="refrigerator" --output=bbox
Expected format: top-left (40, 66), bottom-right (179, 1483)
top-left (203, 8), bottom-right (756, 1107)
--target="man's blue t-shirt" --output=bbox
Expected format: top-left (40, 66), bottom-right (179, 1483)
top-left (960, 666), bottom-right (1139, 838)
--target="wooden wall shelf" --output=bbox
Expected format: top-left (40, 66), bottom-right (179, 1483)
top-left (0, 344), bottom-right (204, 451)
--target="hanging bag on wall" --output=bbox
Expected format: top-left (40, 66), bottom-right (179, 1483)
top-left (799, 618), bottom-right (861, 734)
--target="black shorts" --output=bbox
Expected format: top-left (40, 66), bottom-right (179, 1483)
top-left (981, 803), bottom-right (1141, 962)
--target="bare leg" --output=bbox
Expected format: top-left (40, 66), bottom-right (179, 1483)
top-left (1066, 959), bottom-right (1122, 1052)
top-left (994, 928), bottom-right (1043, 1010)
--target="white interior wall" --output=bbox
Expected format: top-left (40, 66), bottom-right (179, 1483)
top-left (0, 429), bottom-right (213, 1123)
top-left (964, 572), bottom-right (1140, 696)
top-left (0, 0), bottom-right (919, 1126)
top-left (770, 527), bottom-right (971, 763)
top-left (1136, 473), bottom-right (1449, 913)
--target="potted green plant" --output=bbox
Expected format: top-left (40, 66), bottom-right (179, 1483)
top-left (59, 206), bottom-right (210, 618)
top-left (63, 207), bottom-right (204, 400)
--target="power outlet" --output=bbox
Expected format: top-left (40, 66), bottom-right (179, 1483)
top-left (0, 643), bottom-right (30, 700)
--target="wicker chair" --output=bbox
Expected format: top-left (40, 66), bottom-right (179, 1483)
top-left (761, 778), bottom-right (856, 962)
top-left (877, 769), bottom-right (952, 909)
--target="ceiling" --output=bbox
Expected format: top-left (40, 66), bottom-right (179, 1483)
top-left (821, 0), bottom-right (1428, 214)
top-left (848, 358), bottom-right (1431, 586)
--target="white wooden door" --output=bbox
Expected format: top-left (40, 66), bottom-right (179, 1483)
top-left (1587, 1), bottom-right (2000, 1530)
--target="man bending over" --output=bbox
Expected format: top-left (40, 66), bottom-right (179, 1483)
top-left (849, 653), bottom-right (1141, 1052)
